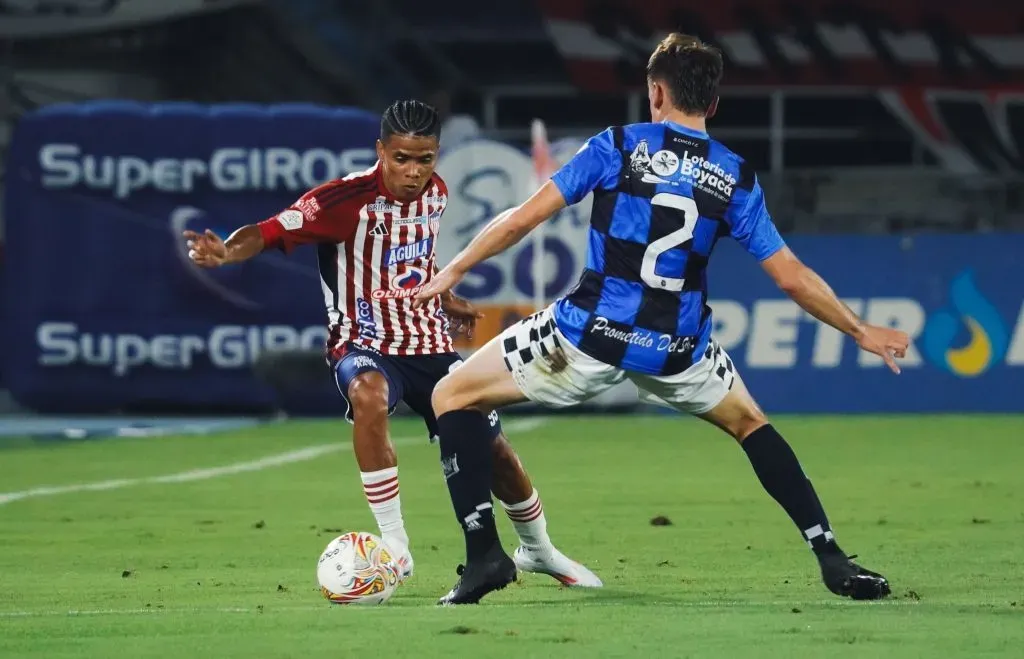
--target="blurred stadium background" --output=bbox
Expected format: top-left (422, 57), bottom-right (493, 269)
top-left (1, 2), bottom-right (1023, 657)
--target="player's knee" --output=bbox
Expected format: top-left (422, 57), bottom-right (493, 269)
top-left (431, 373), bottom-right (474, 416)
top-left (348, 373), bottom-right (390, 420)
top-left (731, 407), bottom-right (769, 443)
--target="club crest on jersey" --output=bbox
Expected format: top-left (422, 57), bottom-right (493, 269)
top-left (386, 237), bottom-right (432, 266)
top-left (428, 210), bottom-right (441, 234)
top-left (371, 265), bottom-right (427, 299)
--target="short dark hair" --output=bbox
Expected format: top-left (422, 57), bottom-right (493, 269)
top-left (646, 33), bottom-right (723, 116)
top-left (380, 99), bottom-right (441, 142)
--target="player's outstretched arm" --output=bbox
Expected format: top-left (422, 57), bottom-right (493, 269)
top-left (414, 181), bottom-right (566, 303)
top-left (761, 246), bottom-right (910, 373)
top-left (183, 225), bottom-right (265, 268)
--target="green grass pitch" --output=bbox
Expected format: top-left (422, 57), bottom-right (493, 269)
top-left (1, 414), bottom-right (1023, 658)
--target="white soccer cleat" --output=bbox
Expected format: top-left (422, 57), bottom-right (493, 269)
top-left (513, 546), bottom-right (603, 587)
top-left (385, 541), bottom-right (414, 583)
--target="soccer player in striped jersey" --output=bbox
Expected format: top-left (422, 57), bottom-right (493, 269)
top-left (183, 100), bottom-right (601, 590)
top-left (416, 35), bottom-right (909, 605)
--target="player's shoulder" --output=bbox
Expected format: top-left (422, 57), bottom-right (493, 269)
top-left (695, 133), bottom-right (754, 191)
top-left (712, 136), bottom-right (757, 191)
top-left (307, 165), bottom-right (378, 199)
top-left (427, 171), bottom-right (448, 198)
top-left (295, 166), bottom-right (379, 218)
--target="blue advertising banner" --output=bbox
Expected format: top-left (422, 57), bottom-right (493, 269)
top-left (702, 234), bottom-right (1024, 413)
top-left (3, 101), bottom-right (379, 413)
top-left (3, 110), bottom-right (1022, 414)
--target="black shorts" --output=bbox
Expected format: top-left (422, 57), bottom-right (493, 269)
top-left (331, 342), bottom-right (502, 442)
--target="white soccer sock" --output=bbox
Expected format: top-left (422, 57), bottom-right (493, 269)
top-left (361, 467), bottom-right (409, 552)
top-left (502, 489), bottom-right (553, 558)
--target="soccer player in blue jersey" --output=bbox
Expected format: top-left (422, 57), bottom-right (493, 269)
top-left (414, 33), bottom-right (910, 605)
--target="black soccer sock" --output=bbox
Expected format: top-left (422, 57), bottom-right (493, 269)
top-left (742, 424), bottom-right (843, 557)
top-left (437, 410), bottom-right (501, 561)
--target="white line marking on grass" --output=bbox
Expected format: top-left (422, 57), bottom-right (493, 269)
top-left (0, 418), bottom-right (547, 507)
top-left (0, 598), bottom-right (929, 618)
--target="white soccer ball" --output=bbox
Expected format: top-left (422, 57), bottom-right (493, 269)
top-left (316, 531), bottom-right (401, 605)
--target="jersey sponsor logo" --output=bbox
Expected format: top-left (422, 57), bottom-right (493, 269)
top-left (356, 297), bottom-right (377, 340)
top-left (422, 195), bottom-right (446, 205)
top-left (386, 238), bottom-right (432, 266)
top-left (590, 316), bottom-right (695, 354)
top-left (678, 151), bottom-right (737, 198)
top-left (367, 199), bottom-right (396, 213)
top-left (368, 221), bottom-right (388, 236)
top-left (650, 150), bottom-right (679, 177)
top-left (295, 196), bottom-right (320, 220)
top-left (392, 215), bottom-right (429, 227)
top-left (276, 209), bottom-right (303, 230)
top-left (627, 140), bottom-right (737, 199)
top-left (629, 140), bottom-right (652, 174)
top-left (352, 355), bottom-right (377, 370)
top-left (371, 266), bottom-right (428, 300)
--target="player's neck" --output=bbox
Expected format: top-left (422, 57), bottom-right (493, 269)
top-left (658, 111), bottom-right (707, 134)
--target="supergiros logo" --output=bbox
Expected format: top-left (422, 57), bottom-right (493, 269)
top-left (922, 270), bottom-right (1011, 377)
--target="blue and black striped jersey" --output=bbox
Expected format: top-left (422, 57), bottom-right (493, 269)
top-left (550, 120), bottom-right (785, 376)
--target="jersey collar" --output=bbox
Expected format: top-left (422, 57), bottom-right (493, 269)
top-left (660, 120), bottom-right (709, 139)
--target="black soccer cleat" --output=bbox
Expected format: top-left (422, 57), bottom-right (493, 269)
top-left (819, 552), bottom-right (892, 600)
top-left (437, 545), bottom-right (517, 606)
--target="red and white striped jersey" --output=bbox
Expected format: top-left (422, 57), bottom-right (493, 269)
top-left (257, 161), bottom-right (454, 358)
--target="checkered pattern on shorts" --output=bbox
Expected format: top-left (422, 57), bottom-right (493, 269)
top-left (501, 309), bottom-right (564, 373)
top-left (704, 340), bottom-right (736, 391)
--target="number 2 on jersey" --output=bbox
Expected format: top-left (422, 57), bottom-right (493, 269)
top-left (641, 192), bottom-right (698, 292)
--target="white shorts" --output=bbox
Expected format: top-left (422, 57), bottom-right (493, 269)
top-left (499, 305), bottom-right (739, 415)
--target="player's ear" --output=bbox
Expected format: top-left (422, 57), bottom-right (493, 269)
top-left (651, 81), bottom-right (667, 114)
top-left (706, 96), bottom-right (719, 119)
top-left (375, 138), bottom-right (385, 161)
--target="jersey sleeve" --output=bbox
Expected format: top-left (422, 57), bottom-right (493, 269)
top-left (723, 170), bottom-right (786, 261)
top-left (550, 127), bottom-right (621, 206)
top-left (257, 185), bottom-right (359, 253)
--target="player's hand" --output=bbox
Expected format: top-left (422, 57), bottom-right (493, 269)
top-left (441, 293), bottom-right (484, 340)
top-left (854, 324), bottom-right (910, 374)
top-left (413, 266), bottom-right (463, 308)
top-left (183, 229), bottom-right (227, 268)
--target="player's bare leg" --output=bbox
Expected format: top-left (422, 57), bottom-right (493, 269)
top-left (490, 433), bottom-right (603, 588)
top-left (698, 381), bottom-right (891, 600)
top-left (347, 372), bottom-right (413, 581)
